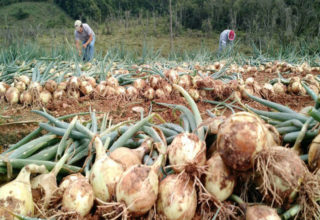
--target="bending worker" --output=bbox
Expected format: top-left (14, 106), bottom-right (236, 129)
top-left (219, 29), bottom-right (235, 52)
top-left (74, 20), bottom-right (95, 62)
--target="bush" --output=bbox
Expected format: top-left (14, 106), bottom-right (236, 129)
top-left (12, 8), bottom-right (29, 20)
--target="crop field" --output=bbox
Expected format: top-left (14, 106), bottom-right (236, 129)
top-left (1, 50), bottom-right (320, 219)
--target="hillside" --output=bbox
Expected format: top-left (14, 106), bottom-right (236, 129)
top-left (0, 1), bottom-right (72, 28)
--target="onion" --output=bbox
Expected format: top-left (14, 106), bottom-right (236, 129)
top-left (0, 82), bottom-right (9, 97)
top-left (261, 83), bottom-right (274, 98)
top-left (20, 90), bottom-right (33, 105)
top-left (205, 116), bottom-right (226, 135)
top-left (205, 153), bottom-right (235, 201)
top-left (89, 137), bottom-right (124, 202)
top-left (126, 86), bottom-right (138, 99)
top-left (106, 76), bottom-right (119, 87)
top-left (103, 86), bottom-right (116, 97)
top-left (178, 75), bottom-right (192, 89)
top-left (53, 89), bottom-right (66, 100)
top-left (115, 86), bottom-right (126, 97)
top-left (288, 77), bottom-right (306, 95)
top-left (59, 173), bottom-right (87, 192)
top-left (110, 138), bottom-right (152, 170)
top-left (273, 82), bottom-right (286, 95)
top-left (157, 173), bottom-right (197, 220)
top-left (192, 75), bottom-right (203, 88)
top-left (245, 77), bottom-right (255, 86)
top-left (133, 78), bottom-right (147, 91)
top-left (308, 133), bottom-right (320, 171)
top-left (143, 87), bottom-right (155, 100)
top-left (163, 82), bottom-right (173, 94)
top-left (62, 178), bottom-right (94, 217)
top-left (165, 69), bottom-right (179, 84)
top-left (79, 80), bottom-right (93, 96)
top-left (168, 133), bottom-right (206, 173)
top-left (254, 146), bottom-right (306, 205)
top-left (29, 82), bottom-right (42, 93)
top-left (116, 153), bottom-right (165, 216)
top-left (246, 205), bottom-right (281, 220)
top-left (5, 87), bottom-right (20, 104)
top-left (14, 81), bottom-right (26, 93)
top-left (149, 75), bottom-right (162, 89)
top-left (57, 82), bottom-right (67, 90)
top-left (155, 88), bottom-right (166, 99)
top-left (0, 164), bottom-right (47, 219)
top-left (39, 89), bottom-right (52, 104)
top-left (217, 112), bottom-right (269, 171)
top-left (44, 80), bottom-right (57, 93)
top-left (17, 75), bottom-right (30, 85)
top-left (95, 84), bottom-right (106, 96)
top-left (31, 153), bottom-right (70, 209)
top-left (68, 76), bottom-right (80, 90)
top-left (188, 89), bottom-right (200, 101)
top-left (86, 76), bottom-right (97, 87)
top-left (100, 80), bottom-right (107, 86)
top-left (67, 89), bottom-right (80, 99)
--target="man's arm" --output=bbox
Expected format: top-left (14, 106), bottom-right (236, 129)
top-left (83, 34), bottom-right (93, 48)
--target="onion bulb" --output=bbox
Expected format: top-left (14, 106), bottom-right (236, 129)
top-left (261, 83), bottom-right (274, 98)
top-left (0, 164), bottom-right (47, 220)
top-left (44, 80), bottom-right (57, 93)
top-left (79, 80), bottom-right (93, 96)
top-left (273, 82), bottom-right (286, 95)
top-left (39, 89), bottom-right (52, 104)
top-left (126, 86), bottom-right (138, 99)
top-left (246, 205), bottom-right (281, 220)
top-left (155, 88), bottom-right (166, 99)
top-left (31, 152), bottom-right (70, 209)
top-left (68, 76), bottom-right (80, 90)
top-left (59, 173), bottom-right (87, 192)
top-left (163, 82), bottom-right (173, 94)
top-left (20, 90), bottom-right (32, 105)
top-left (115, 86), bottom-right (126, 97)
top-left (168, 133), bottom-right (206, 173)
top-left (133, 79), bottom-right (147, 91)
top-left (53, 89), bottom-right (66, 100)
top-left (204, 153), bottom-right (235, 201)
top-left (102, 86), bottom-right (116, 97)
top-left (62, 178), bottom-right (94, 217)
top-left (217, 112), bottom-right (269, 171)
top-left (149, 75), bottom-right (162, 89)
top-left (5, 87), bottom-right (20, 104)
top-left (110, 138), bottom-right (152, 170)
top-left (95, 84), bottom-right (106, 96)
top-left (106, 76), bottom-right (119, 87)
top-left (165, 69), bottom-right (179, 84)
top-left (29, 82), bottom-right (42, 93)
top-left (86, 76), bottom-right (97, 87)
top-left (254, 146), bottom-right (306, 205)
top-left (143, 87), bottom-right (155, 100)
top-left (178, 75), bottom-right (192, 89)
top-left (192, 75), bottom-right (202, 88)
top-left (288, 77), bottom-right (306, 95)
top-left (188, 89), bottom-right (200, 101)
top-left (116, 152), bottom-right (165, 216)
top-left (308, 133), bottom-right (320, 171)
top-left (67, 89), bottom-right (80, 99)
top-left (157, 173), bottom-right (197, 220)
top-left (89, 137), bottom-right (124, 202)
top-left (17, 75), bottom-right (30, 86)
top-left (0, 82), bottom-right (9, 97)
top-left (57, 82), bottom-right (67, 91)
top-left (14, 81), bottom-right (26, 93)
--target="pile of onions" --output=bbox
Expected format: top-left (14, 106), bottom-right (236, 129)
top-left (204, 153), bottom-right (235, 201)
top-left (157, 173), bottom-right (197, 220)
top-left (0, 164), bottom-right (47, 219)
top-left (89, 137), bottom-right (124, 202)
top-left (246, 205), bottom-right (280, 220)
top-left (168, 133), bottom-right (206, 173)
top-left (110, 138), bottom-right (152, 170)
top-left (217, 112), bottom-right (270, 171)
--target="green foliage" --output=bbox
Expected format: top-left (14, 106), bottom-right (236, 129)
top-left (11, 8), bottom-right (29, 20)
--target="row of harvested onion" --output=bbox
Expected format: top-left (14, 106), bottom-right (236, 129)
top-left (1, 111), bottom-right (319, 219)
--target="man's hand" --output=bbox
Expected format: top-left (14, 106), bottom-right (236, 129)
top-left (83, 44), bottom-right (87, 49)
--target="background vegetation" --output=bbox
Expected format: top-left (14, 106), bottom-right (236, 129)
top-left (1, 0), bottom-right (320, 62)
